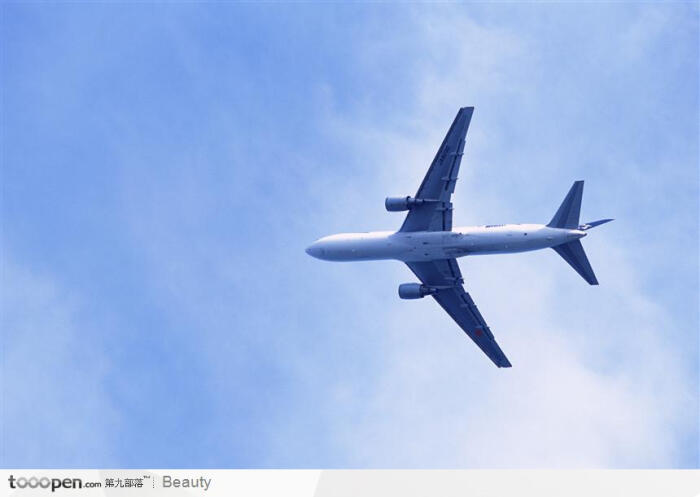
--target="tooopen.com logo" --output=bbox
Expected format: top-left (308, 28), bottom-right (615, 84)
top-left (8, 475), bottom-right (87, 492)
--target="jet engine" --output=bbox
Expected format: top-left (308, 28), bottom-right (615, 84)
top-left (398, 283), bottom-right (436, 300)
top-left (385, 196), bottom-right (426, 212)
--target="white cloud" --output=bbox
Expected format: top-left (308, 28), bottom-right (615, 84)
top-left (1, 259), bottom-right (120, 466)
top-left (4, 3), bottom-right (692, 469)
top-left (305, 6), bottom-right (696, 468)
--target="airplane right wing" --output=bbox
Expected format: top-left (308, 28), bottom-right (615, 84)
top-left (406, 259), bottom-right (512, 368)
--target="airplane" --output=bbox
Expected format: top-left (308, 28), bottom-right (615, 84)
top-left (305, 107), bottom-right (612, 368)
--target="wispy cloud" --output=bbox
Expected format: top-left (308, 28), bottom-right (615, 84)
top-left (1, 3), bottom-right (696, 468)
top-left (2, 259), bottom-right (120, 466)
top-left (283, 4), bottom-right (697, 468)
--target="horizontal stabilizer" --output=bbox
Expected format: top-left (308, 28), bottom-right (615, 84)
top-left (552, 240), bottom-right (598, 285)
top-left (548, 181), bottom-right (584, 229)
top-left (579, 218), bottom-right (614, 230)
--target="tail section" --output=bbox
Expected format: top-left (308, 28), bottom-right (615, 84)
top-left (548, 180), bottom-right (584, 229)
top-left (548, 181), bottom-right (614, 285)
top-left (552, 240), bottom-right (598, 285)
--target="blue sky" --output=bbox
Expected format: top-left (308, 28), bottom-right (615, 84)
top-left (1, 3), bottom-right (697, 468)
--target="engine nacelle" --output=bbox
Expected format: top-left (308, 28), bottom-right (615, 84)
top-left (398, 283), bottom-right (435, 300)
top-left (385, 196), bottom-right (425, 212)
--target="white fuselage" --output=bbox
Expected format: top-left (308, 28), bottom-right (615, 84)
top-left (306, 224), bottom-right (586, 262)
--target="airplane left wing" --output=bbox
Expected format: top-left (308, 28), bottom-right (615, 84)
top-left (406, 259), bottom-right (512, 368)
top-left (400, 107), bottom-right (474, 232)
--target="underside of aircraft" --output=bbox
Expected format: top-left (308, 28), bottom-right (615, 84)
top-left (307, 107), bottom-right (612, 367)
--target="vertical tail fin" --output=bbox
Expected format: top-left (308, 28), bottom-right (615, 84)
top-left (579, 218), bottom-right (614, 230)
top-left (548, 181), bottom-right (584, 229)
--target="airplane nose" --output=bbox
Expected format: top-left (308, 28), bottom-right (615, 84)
top-left (306, 239), bottom-right (330, 259)
top-left (305, 243), bottom-right (320, 258)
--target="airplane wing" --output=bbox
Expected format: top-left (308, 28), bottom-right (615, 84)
top-left (405, 259), bottom-right (512, 368)
top-left (400, 107), bottom-right (474, 232)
